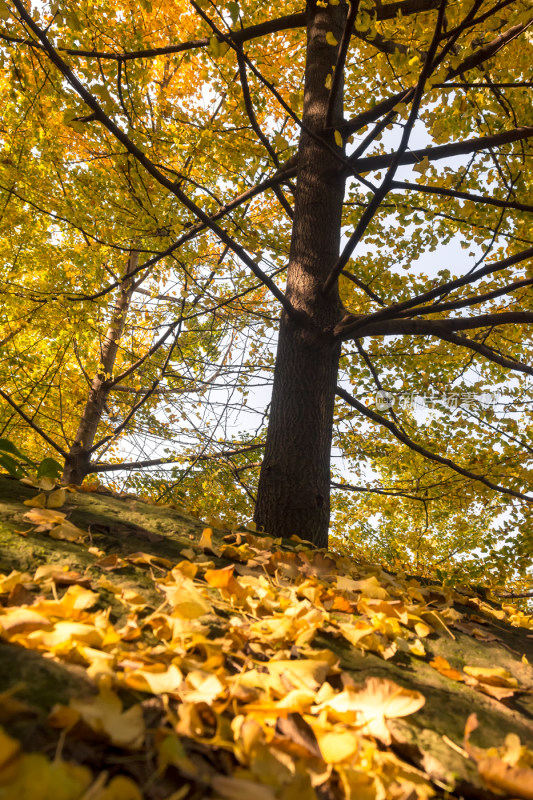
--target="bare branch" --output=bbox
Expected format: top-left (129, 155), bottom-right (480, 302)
top-left (88, 443), bottom-right (265, 473)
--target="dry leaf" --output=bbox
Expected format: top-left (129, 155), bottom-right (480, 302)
top-left (67, 686), bottom-right (145, 749)
top-left (429, 656), bottom-right (464, 681)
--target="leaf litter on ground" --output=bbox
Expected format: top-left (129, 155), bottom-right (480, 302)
top-left (2, 490), bottom-right (533, 798)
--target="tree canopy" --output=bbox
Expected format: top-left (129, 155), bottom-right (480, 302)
top-left (1, 0), bottom-right (533, 591)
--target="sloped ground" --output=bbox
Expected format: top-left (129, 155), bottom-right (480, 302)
top-left (0, 474), bottom-right (533, 800)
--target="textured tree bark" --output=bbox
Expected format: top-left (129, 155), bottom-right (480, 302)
top-left (63, 251), bottom-right (139, 484)
top-left (254, 1), bottom-right (347, 547)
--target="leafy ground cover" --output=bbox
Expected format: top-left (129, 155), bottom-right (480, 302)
top-left (1, 474), bottom-right (533, 799)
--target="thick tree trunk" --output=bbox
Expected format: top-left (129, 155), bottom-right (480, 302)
top-left (254, 2), bottom-right (347, 547)
top-left (63, 251), bottom-right (139, 484)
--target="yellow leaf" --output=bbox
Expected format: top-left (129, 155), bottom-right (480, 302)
top-left (199, 527), bottom-right (215, 550)
top-left (123, 664), bottom-right (183, 695)
top-left (334, 130), bottom-right (343, 148)
top-left (266, 658), bottom-right (332, 692)
top-left (0, 1), bottom-right (10, 20)
top-left (208, 35), bottom-right (220, 58)
top-left (408, 639), bottom-right (426, 657)
top-left (463, 666), bottom-right (518, 687)
top-left (157, 733), bottom-right (199, 778)
top-left (23, 507), bottom-right (66, 530)
top-left (314, 677), bottom-right (424, 745)
top-left (316, 729), bottom-right (359, 763)
top-left (0, 753), bottom-right (92, 800)
top-left (274, 134), bottom-right (289, 151)
top-left (326, 31), bottom-right (338, 46)
top-left (430, 656), bottom-right (464, 681)
top-left (48, 521), bottom-right (86, 542)
top-left (23, 493), bottom-right (47, 508)
top-left (0, 570), bottom-right (31, 593)
top-left (46, 488), bottom-right (67, 508)
top-left (0, 727), bottom-right (20, 770)
top-left (211, 775), bottom-right (276, 800)
top-left (159, 572), bottom-right (211, 618)
top-left (69, 686), bottom-right (145, 749)
top-left (413, 155), bottom-right (430, 175)
top-left (97, 775), bottom-right (143, 800)
top-left (0, 608), bottom-right (53, 636)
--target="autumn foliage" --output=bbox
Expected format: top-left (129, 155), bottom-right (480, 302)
top-left (1, 476), bottom-right (533, 799)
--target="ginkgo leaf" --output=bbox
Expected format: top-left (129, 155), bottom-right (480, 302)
top-left (326, 32), bottom-right (338, 46)
top-left (23, 508), bottom-right (66, 530)
top-left (46, 488), bottom-right (67, 508)
top-left (314, 677), bottom-right (424, 744)
top-left (316, 729), bottom-right (359, 763)
top-left (97, 775), bottom-right (143, 800)
top-left (23, 493), bottom-right (47, 508)
top-left (0, 608), bottom-right (53, 635)
top-left (48, 521), bottom-right (86, 542)
top-left (68, 686), bottom-right (145, 749)
top-left (430, 656), bottom-right (464, 681)
top-left (463, 666), bottom-right (518, 687)
top-left (211, 775), bottom-right (277, 800)
top-left (123, 663), bottom-right (183, 695)
top-left (0, 752), bottom-right (92, 800)
top-left (413, 155), bottom-right (430, 174)
top-left (274, 134), bottom-right (289, 151)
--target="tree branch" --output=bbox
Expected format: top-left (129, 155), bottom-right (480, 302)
top-left (0, 388), bottom-right (68, 458)
top-left (344, 126), bottom-right (533, 177)
top-left (390, 179), bottom-right (533, 215)
top-left (12, 0), bottom-right (295, 317)
top-left (88, 443), bottom-right (265, 473)
top-left (433, 330), bottom-right (533, 378)
top-left (336, 385), bottom-right (533, 502)
top-left (337, 311), bottom-right (533, 340)
top-left (339, 18), bottom-right (533, 136)
top-left (323, 0), bottom-right (447, 294)
top-left (334, 244), bottom-right (533, 340)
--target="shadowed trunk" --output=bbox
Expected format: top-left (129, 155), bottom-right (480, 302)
top-left (63, 251), bottom-right (139, 484)
top-left (254, 1), bottom-right (347, 547)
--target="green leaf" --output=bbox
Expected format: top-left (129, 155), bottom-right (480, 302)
top-left (227, 1), bottom-right (239, 25)
top-left (0, 438), bottom-right (26, 459)
top-left (0, 453), bottom-right (25, 478)
top-left (37, 458), bottom-right (63, 480)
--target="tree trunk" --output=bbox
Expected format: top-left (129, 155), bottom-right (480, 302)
top-left (254, 1), bottom-right (347, 547)
top-left (63, 251), bottom-right (139, 484)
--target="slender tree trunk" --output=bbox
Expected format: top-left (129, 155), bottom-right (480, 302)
top-left (254, 1), bottom-right (347, 547)
top-left (63, 251), bottom-right (139, 484)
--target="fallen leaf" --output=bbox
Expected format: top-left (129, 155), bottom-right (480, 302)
top-left (60, 686), bottom-right (145, 749)
top-left (430, 656), bottom-right (464, 681)
top-left (314, 677), bottom-right (425, 745)
top-left (48, 520), bottom-right (87, 542)
top-left (316, 729), bottom-right (359, 764)
top-left (275, 712), bottom-right (322, 759)
top-left (46, 488), bottom-right (68, 508)
top-left (23, 493), bottom-right (47, 508)
top-left (211, 775), bottom-right (277, 800)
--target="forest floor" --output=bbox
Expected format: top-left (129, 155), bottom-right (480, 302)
top-left (1, 474), bottom-right (533, 799)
